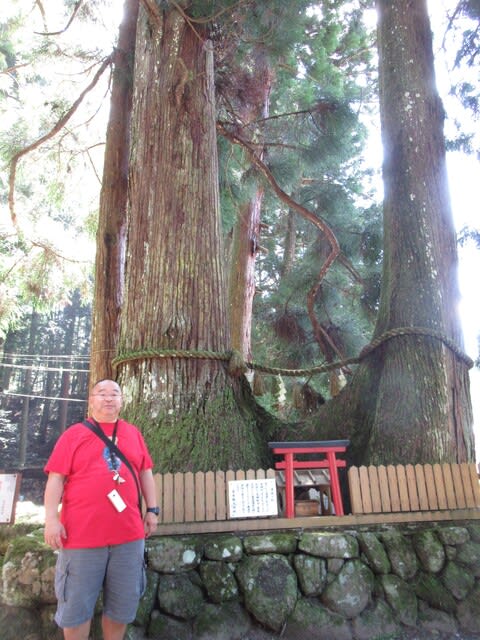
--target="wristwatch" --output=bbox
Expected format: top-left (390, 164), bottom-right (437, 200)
top-left (146, 507), bottom-right (160, 516)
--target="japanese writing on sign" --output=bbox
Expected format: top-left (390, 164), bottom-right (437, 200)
top-left (0, 474), bottom-right (20, 524)
top-left (228, 478), bottom-right (278, 519)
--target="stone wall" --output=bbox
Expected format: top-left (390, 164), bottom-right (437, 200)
top-left (2, 521), bottom-right (480, 639)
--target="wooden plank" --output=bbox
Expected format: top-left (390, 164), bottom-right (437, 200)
top-left (377, 465), bottom-right (391, 513)
top-left (184, 472), bottom-right (195, 522)
top-left (359, 466), bottom-right (372, 513)
top-left (415, 464), bottom-right (429, 511)
top-left (386, 465), bottom-right (401, 512)
top-left (347, 467), bottom-right (363, 514)
top-left (433, 463), bottom-right (448, 509)
top-left (154, 473), bottom-right (163, 522)
top-left (442, 464), bottom-right (457, 510)
top-left (369, 465), bottom-right (382, 513)
top-left (423, 464), bottom-right (438, 510)
top-left (173, 472), bottom-right (185, 522)
top-left (225, 469), bottom-right (236, 518)
top-left (205, 471), bottom-right (216, 521)
top-left (236, 470), bottom-right (246, 481)
top-left (225, 469), bottom-right (236, 483)
top-left (396, 465), bottom-right (411, 512)
top-left (195, 471), bottom-right (205, 522)
top-left (246, 468), bottom-right (256, 480)
top-left (266, 468), bottom-right (276, 479)
top-left (405, 464), bottom-right (420, 511)
top-left (215, 471), bottom-right (227, 521)
top-left (468, 463), bottom-right (480, 507)
top-left (163, 472), bottom-right (174, 522)
top-left (451, 464), bottom-right (467, 509)
top-left (459, 463), bottom-right (476, 508)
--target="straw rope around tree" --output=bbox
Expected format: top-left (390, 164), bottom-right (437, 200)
top-left (111, 326), bottom-right (474, 377)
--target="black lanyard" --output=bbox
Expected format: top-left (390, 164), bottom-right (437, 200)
top-left (91, 419), bottom-right (119, 470)
top-left (82, 419), bottom-right (142, 516)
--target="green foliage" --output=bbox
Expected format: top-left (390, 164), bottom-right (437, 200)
top-left (0, 0), bottom-right (116, 330)
top-left (216, 2), bottom-right (380, 411)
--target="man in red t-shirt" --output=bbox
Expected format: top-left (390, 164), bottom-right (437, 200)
top-left (44, 379), bottom-right (159, 640)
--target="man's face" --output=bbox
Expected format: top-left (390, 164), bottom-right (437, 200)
top-left (89, 380), bottom-right (123, 422)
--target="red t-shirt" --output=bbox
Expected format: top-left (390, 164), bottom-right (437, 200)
top-left (44, 419), bottom-right (153, 548)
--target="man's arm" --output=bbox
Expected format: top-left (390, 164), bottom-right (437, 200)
top-left (139, 468), bottom-right (158, 537)
top-left (44, 472), bottom-right (67, 549)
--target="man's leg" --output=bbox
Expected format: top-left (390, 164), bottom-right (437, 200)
top-left (63, 620), bottom-right (91, 640)
top-left (102, 614), bottom-right (127, 640)
top-left (102, 539), bottom-right (145, 636)
top-left (55, 548), bottom-right (107, 638)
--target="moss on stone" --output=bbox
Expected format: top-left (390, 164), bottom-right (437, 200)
top-left (4, 529), bottom-right (47, 562)
top-left (413, 572), bottom-right (456, 613)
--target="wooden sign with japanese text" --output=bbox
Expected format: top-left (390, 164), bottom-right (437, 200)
top-left (228, 478), bottom-right (278, 518)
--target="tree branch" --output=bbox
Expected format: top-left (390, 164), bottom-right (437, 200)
top-left (8, 54), bottom-right (113, 227)
top-left (34, 0), bottom-right (84, 36)
top-left (218, 121), bottom-right (340, 257)
top-left (218, 121), bottom-right (343, 362)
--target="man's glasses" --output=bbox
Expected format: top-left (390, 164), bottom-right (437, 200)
top-left (91, 393), bottom-right (122, 399)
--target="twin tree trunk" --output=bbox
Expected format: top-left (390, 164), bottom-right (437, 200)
top-left (113, 6), bottom-right (267, 470)
top-left (91, 0), bottom-right (474, 471)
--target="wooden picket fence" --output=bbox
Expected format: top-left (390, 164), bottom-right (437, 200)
top-left (153, 467), bottom-right (277, 533)
top-left (152, 462), bottom-right (480, 535)
top-left (347, 462), bottom-right (480, 515)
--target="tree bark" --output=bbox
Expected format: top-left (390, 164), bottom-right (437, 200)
top-left (299, 0), bottom-right (474, 465)
top-left (116, 5), bottom-right (268, 471)
top-left (89, 0), bottom-right (139, 383)
top-left (370, 0), bottom-right (474, 463)
top-left (227, 50), bottom-right (272, 362)
top-left (229, 195), bottom-right (263, 362)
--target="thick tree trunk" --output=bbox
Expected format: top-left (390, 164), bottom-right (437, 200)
top-left (299, 0), bottom-right (474, 465)
top-left (89, 0), bottom-right (138, 383)
top-left (368, 0), bottom-right (474, 463)
top-left (116, 5), bottom-right (268, 471)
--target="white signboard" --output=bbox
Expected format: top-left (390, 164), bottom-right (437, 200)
top-left (0, 473), bottom-right (21, 524)
top-left (228, 478), bottom-right (278, 519)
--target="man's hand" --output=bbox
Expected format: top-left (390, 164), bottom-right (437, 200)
top-left (44, 518), bottom-right (67, 549)
top-left (144, 512), bottom-right (158, 538)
